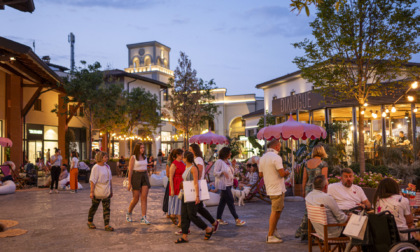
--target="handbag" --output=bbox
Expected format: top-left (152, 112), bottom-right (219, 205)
top-left (94, 165), bottom-right (111, 199)
top-left (343, 211), bottom-right (368, 240)
top-left (123, 170), bottom-right (129, 189)
top-left (183, 180), bottom-right (210, 203)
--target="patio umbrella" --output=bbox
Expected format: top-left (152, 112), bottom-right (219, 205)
top-left (0, 137), bottom-right (13, 148)
top-left (189, 131), bottom-right (229, 145)
top-left (257, 115), bottom-right (327, 141)
top-left (257, 114), bottom-right (327, 196)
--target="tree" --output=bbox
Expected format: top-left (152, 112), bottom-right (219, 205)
top-left (257, 112), bottom-right (277, 129)
top-left (60, 61), bottom-right (125, 159)
top-left (293, 0), bottom-right (420, 173)
top-left (290, 0), bottom-right (345, 16)
top-left (164, 52), bottom-right (218, 148)
top-left (123, 87), bottom-right (161, 154)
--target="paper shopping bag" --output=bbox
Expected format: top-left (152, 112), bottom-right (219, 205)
top-left (343, 214), bottom-right (368, 240)
top-left (183, 180), bottom-right (210, 203)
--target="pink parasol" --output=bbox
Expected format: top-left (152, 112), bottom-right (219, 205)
top-left (0, 137), bottom-right (13, 148)
top-left (189, 131), bottom-right (229, 145)
top-left (257, 115), bottom-right (327, 141)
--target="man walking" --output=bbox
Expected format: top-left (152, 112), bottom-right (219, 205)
top-left (259, 139), bottom-right (290, 243)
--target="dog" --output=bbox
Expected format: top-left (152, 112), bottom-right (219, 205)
top-left (231, 187), bottom-right (251, 206)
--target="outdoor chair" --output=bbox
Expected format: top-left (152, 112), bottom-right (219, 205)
top-left (244, 176), bottom-right (270, 203)
top-left (1, 164), bottom-right (25, 189)
top-left (307, 204), bottom-right (354, 252)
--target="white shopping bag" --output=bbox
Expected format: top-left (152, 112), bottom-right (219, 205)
top-left (183, 180), bottom-right (210, 203)
top-left (343, 214), bottom-right (368, 240)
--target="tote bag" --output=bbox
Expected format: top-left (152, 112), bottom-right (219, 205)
top-left (183, 180), bottom-right (210, 203)
top-left (343, 213), bottom-right (368, 240)
top-left (94, 165), bottom-right (111, 199)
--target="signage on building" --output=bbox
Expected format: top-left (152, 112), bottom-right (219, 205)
top-left (29, 129), bottom-right (43, 135)
top-left (272, 91), bottom-right (324, 115)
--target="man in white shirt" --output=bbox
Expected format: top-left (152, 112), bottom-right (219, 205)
top-left (328, 168), bottom-right (371, 211)
top-left (259, 139), bottom-right (290, 243)
top-left (306, 175), bottom-right (349, 240)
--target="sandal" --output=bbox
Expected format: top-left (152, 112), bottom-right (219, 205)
top-left (235, 219), bottom-right (246, 226)
top-left (104, 225), bottom-right (114, 231)
top-left (170, 216), bottom-right (178, 225)
top-left (204, 228), bottom-right (214, 240)
top-left (87, 222), bottom-right (96, 229)
top-left (174, 238), bottom-right (188, 244)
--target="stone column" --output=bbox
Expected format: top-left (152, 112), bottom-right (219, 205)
top-left (6, 74), bottom-right (23, 166)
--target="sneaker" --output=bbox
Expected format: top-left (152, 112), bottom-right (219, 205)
top-left (126, 212), bottom-right (133, 222)
top-left (140, 216), bottom-right (151, 225)
top-left (274, 229), bottom-right (282, 240)
top-left (70, 190), bottom-right (75, 193)
top-left (267, 235), bottom-right (283, 243)
top-left (54, 190), bottom-right (59, 194)
top-left (213, 220), bottom-right (219, 233)
top-left (235, 219), bottom-right (246, 226)
top-left (217, 219), bottom-right (228, 225)
top-left (49, 190), bottom-right (53, 194)
top-left (175, 229), bottom-right (190, 235)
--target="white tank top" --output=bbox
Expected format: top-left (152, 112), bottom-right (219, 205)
top-left (195, 157), bottom-right (205, 180)
top-left (132, 155), bottom-right (148, 171)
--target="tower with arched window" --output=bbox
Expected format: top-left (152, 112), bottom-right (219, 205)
top-left (125, 41), bottom-right (173, 84)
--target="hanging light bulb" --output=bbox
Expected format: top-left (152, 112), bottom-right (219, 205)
top-left (350, 126), bottom-right (354, 131)
top-left (382, 112), bottom-right (386, 117)
top-left (361, 108), bottom-right (365, 115)
top-left (405, 112), bottom-right (409, 119)
top-left (391, 106), bottom-right (396, 113)
top-left (385, 108), bottom-right (389, 113)
top-left (408, 95), bottom-right (414, 102)
top-left (412, 81), bottom-right (418, 89)
top-left (414, 107), bottom-right (418, 113)
top-left (364, 102), bottom-right (368, 107)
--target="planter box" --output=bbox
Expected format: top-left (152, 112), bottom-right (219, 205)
top-left (294, 184), bottom-right (303, 197)
top-left (362, 187), bottom-right (376, 204)
top-left (107, 161), bottom-right (118, 176)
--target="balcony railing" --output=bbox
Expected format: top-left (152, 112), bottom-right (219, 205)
top-left (124, 65), bottom-right (174, 76)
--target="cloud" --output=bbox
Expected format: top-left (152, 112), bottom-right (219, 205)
top-left (37, 0), bottom-right (167, 9)
top-left (172, 18), bottom-right (190, 25)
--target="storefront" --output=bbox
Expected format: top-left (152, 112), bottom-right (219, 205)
top-left (272, 89), bottom-right (420, 164)
top-left (24, 124), bottom-right (58, 164)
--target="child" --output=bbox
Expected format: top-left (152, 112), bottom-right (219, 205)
top-left (247, 164), bottom-right (259, 186)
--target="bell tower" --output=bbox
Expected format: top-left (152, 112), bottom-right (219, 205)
top-left (125, 41), bottom-right (173, 84)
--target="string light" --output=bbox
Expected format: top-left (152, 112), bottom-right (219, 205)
top-left (408, 95), bottom-right (414, 102)
top-left (391, 106), bottom-right (396, 113)
top-left (414, 108), bottom-right (418, 113)
top-left (385, 108), bottom-right (389, 113)
top-left (361, 108), bottom-right (365, 115)
top-left (382, 112), bottom-right (386, 117)
top-left (412, 81), bottom-right (418, 89)
top-left (364, 103), bottom-right (368, 107)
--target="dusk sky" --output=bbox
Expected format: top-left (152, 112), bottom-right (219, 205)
top-left (2, 1), bottom-right (420, 96)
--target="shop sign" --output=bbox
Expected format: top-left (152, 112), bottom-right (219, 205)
top-left (29, 129), bottom-right (43, 135)
top-left (272, 91), bottom-right (324, 115)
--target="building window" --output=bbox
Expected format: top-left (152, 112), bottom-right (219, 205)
top-left (208, 119), bottom-right (215, 131)
top-left (79, 107), bottom-right (84, 117)
top-left (144, 56), bottom-right (151, 66)
top-left (34, 99), bottom-right (41, 111)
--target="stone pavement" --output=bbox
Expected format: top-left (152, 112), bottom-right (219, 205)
top-left (1, 177), bottom-right (309, 252)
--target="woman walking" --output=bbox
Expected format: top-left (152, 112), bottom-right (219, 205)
top-left (214, 147), bottom-right (246, 226)
top-left (295, 145), bottom-right (328, 240)
top-left (70, 151), bottom-right (79, 193)
top-left (169, 149), bottom-right (184, 228)
top-left (162, 149), bottom-right (175, 220)
top-left (126, 142), bottom-right (151, 224)
top-left (49, 148), bottom-right (62, 194)
top-left (87, 151), bottom-right (114, 231)
top-left (189, 144), bottom-right (219, 231)
top-left (175, 151), bottom-right (214, 243)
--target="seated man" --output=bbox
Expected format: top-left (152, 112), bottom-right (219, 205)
top-left (306, 175), bottom-right (349, 239)
top-left (118, 156), bottom-right (127, 176)
top-left (328, 168), bottom-right (371, 211)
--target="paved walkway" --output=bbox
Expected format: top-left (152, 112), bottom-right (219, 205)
top-left (1, 177), bottom-right (309, 252)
